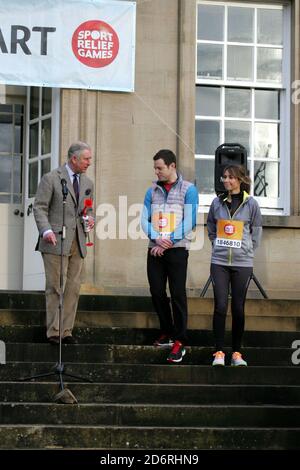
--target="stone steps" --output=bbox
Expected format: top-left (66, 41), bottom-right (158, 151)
top-left (0, 292), bottom-right (299, 450)
top-left (0, 425), bottom-right (299, 450)
top-left (0, 293), bottom-right (299, 334)
top-left (0, 402), bottom-right (300, 427)
top-left (2, 343), bottom-right (295, 366)
top-left (1, 310), bottom-right (299, 331)
top-left (1, 363), bottom-right (300, 385)
top-left (0, 293), bottom-right (298, 316)
top-left (1, 382), bottom-right (300, 405)
top-left (0, 326), bottom-right (298, 346)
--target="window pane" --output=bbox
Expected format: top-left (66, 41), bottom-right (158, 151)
top-left (0, 114), bottom-right (13, 152)
top-left (42, 88), bottom-right (52, 116)
top-left (196, 86), bottom-right (220, 116)
top-left (197, 4), bottom-right (224, 41)
top-left (13, 194), bottom-right (21, 204)
top-left (15, 114), bottom-right (24, 154)
top-left (257, 48), bottom-right (282, 83)
top-left (29, 161), bottom-right (38, 198)
top-left (228, 7), bottom-right (254, 43)
top-left (0, 156), bottom-right (12, 193)
top-left (254, 161), bottom-right (279, 198)
top-left (41, 158), bottom-right (51, 176)
top-left (195, 120), bottom-right (220, 155)
top-left (195, 159), bottom-right (215, 194)
top-left (257, 9), bottom-right (283, 45)
top-left (0, 104), bottom-right (13, 113)
top-left (254, 123), bottom-right (278, 159)
top-left (225, 121), bottom-right (250, 157)
top-left (0, 86), bottom-right (26, 106)
top-left (42, 119), bottom-right (51, 155)
top-left (15, 104), bottom-right (24, 114)
top-left (29, 123), bottom-right (39, 159)
top-left (0, 195), bottom-right (10, 203)
top-left (227, 46), bottom-right (253, 81)
top-left (197, 44), bottom-right (223, 80)
top-left (255, 90), bottom-right (279, 120)
top-left (225, 88), bottom-right (251, 118)
top-left (13, 155), bottom-right (22, 198)
top-left (30, 87), bottom-right (39, 120)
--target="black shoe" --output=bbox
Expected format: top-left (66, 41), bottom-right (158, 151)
top-left (153, 334), bottom-right (174, 348)
top-left (62, 336), bottom-right (78, 344)
top-left (48, 336), bottom-right (59, 345)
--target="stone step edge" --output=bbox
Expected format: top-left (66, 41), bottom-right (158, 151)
top-left (3, 344), bottom-right (295, 352)
top-left (4, 362), bottom-right (299, 368)
top-left (2, 381), bottom-right (300, 389)
top-left (1, 309), bottom-right (300, 318)
top-left (0, 424), bottom-right (299, 430)
top-left (1, 402), bottom-right (299, 409)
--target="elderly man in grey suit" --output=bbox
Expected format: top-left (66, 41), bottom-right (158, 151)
top-left (33, 141), bottom-right (94, 344)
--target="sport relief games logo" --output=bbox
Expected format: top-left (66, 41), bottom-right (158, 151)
top-left (72, 20), bottom-right (119, 68)
top-left (224, 223), bottom-right (235, 236)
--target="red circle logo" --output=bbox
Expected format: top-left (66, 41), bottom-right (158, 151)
top-left (224, 224), bottom-right (235, 236)
top-left (72, 20), bottom-right (119, 68)
top-left (159, 217), bottom-right (168, 228)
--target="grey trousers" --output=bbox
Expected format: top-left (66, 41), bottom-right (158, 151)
top-left (42, 238), bottom-right (84, 338)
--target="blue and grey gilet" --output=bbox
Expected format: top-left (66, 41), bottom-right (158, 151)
top-left (149, 175), bottom-right (193, 249)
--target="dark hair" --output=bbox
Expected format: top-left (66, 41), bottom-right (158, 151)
top-left (223, 164), bottom-right (251, 193)
top-left (153, 149), bottom-right (176, 167)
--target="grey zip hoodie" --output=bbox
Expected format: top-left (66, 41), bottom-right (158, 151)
top-left (207, 191), bottom-right (262, 267)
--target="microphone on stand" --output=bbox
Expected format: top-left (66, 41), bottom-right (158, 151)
top-left (60, 179), bottom-right (68, 239)
top-left (61, 178), bottom-right (69, 198)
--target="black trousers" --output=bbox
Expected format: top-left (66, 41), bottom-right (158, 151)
top-left (147, 248), bottom-right (189, 343)
top-left (210, 263), bottom-right (253, 352)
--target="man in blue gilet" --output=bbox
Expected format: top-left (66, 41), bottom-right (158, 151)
top-left (142, 149), bottom-right (198, 363)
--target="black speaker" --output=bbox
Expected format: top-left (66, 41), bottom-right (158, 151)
top-left (214, 143), bottom-right (247, 194)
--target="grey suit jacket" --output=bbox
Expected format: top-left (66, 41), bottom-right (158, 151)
top-left (33, 165), bottom-right (94, 258)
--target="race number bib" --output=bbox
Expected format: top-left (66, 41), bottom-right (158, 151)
top-left (216, 219), bottom-right (244, 249)
top-left (152, 212), bottom-right (176, 238)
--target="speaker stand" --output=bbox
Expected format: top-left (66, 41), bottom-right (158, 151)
top-left (200, 273), bottom-right (268, 299)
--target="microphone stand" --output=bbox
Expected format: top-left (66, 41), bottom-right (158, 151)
top-left (20, 179), bottom-right (92, 403)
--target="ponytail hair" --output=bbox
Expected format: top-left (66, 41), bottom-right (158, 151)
top-left (223, 164), bottom-right (251, 194)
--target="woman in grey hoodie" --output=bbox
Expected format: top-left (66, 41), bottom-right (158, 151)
top-left (207, 165), bottom-right (262, 367)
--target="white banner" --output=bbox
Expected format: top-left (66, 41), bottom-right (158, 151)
top-left (0, 0), bottom-right (136, 92)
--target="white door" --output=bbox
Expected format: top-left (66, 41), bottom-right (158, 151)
top-left (22, 87), bottom-right (60, 290)
top-left (0, 96), bottom-right (25, 289)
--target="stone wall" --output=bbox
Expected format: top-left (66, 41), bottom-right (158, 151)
top-left (59, 0), bottom-right (300, 299)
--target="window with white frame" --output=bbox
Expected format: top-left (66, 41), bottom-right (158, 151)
top-left (195, 1), bottom-right (291, 214)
